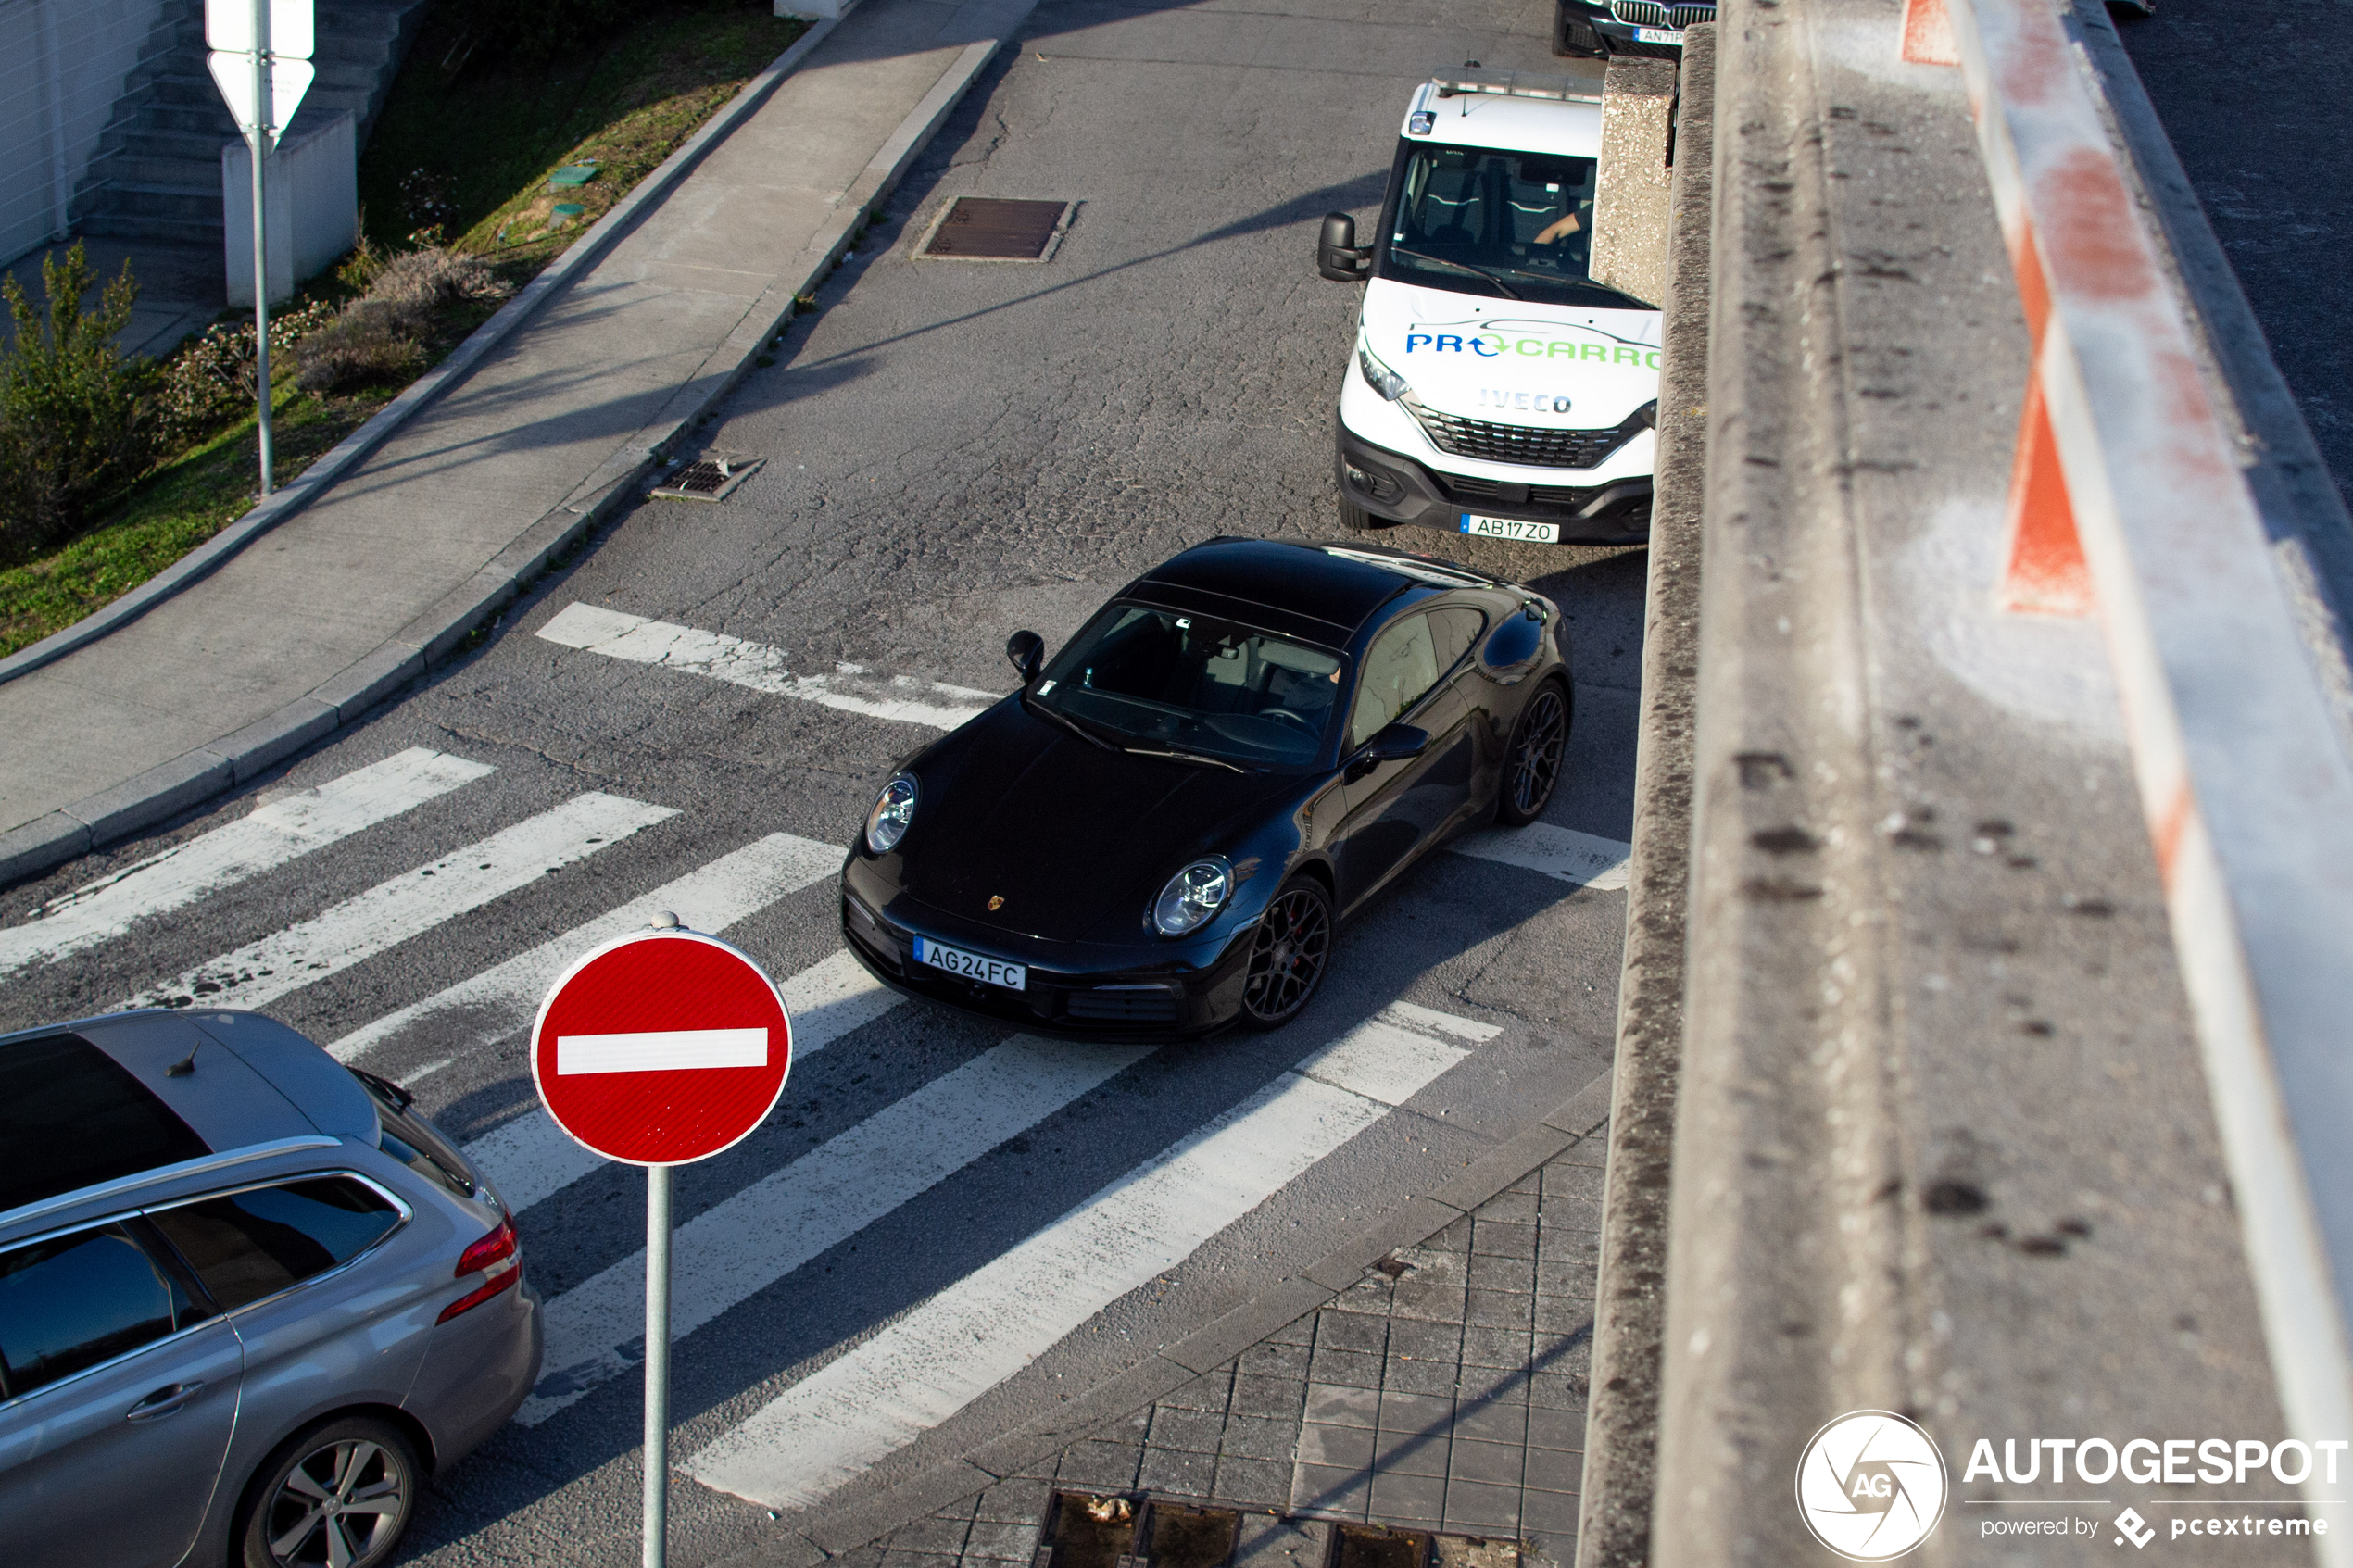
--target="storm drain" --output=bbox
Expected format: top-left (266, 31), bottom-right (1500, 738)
top-left (1031, 1494), bottom-right (1517, 1568)
top-left (917, 197), bottom-right (1073, 261)
top-left (651, 452), bottom-right (763, 502)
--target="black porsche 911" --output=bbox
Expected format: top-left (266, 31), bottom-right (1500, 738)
top-left (838, 538), bottom-right (1573, 1036)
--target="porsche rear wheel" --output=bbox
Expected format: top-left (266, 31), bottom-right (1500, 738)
top-left (1498, 678), bottom-right (1570, 826)
top-left (1239, 878), bottom-right (1334, 1030)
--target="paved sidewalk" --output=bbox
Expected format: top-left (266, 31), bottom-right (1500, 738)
top-left (811, 1139), bottom-right (1604, 1568)
top-left (0, 0), bottom-right (1031, 883)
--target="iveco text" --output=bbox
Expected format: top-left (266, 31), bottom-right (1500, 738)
top-left (1317, 69), bottom-right (1660, 546)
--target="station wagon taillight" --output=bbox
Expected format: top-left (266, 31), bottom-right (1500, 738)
top-left (437, 1215), bottom-right (519, 1323)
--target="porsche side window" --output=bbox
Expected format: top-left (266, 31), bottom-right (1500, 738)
top-left (1430, 607), bottom-right (1487, 674)
top-left (1349, 615), bottom-right (1442, 749)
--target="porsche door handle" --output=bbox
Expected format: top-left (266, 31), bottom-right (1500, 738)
top-left (125, 1381), bottom-right (204, 1421)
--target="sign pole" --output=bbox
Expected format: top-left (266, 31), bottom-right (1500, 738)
top-left (644, 1160), bottom-right (673, 1568)
top-left (246, 0), bottom-right (273, 495)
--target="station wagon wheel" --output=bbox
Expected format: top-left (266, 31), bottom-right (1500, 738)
top-left (1497, 678), bottom-right (1570, 827)
top-left (1240, 878), bottom-right (1335, 1030)
top-left (239, 1415), bottom-right (419, 1568)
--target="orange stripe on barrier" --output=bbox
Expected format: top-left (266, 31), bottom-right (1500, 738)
top-left (2009, 214), bottom-right (2051, 348)
top-left (1901, 0), bottom-right (1961, 65)
top-left (2152, 779), bottom-right (2193, 891)
top-left (1998, 371), bottom-right (2095, 617)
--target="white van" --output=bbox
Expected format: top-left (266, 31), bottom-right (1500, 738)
top-left (1319, 70), bottom-right (1661, 546)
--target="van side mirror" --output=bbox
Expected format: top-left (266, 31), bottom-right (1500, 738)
top-left (1317, 212), bottom-right (1372, 282)
top-left (1006, 630), bottom-right (1045, 684)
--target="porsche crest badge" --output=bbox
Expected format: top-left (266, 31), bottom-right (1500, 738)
top-left (988, 895), bottom-right (1005, 911)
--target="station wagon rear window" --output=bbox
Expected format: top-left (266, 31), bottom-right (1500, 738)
top-left (0, 1035), bottom-right (208, 1215)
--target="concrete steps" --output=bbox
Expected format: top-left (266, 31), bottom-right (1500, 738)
top-left (70, 0), bottom-right (432, 253)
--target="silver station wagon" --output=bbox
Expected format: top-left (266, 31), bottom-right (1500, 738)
top-left (0, 1009), bottom-right (542, 1568)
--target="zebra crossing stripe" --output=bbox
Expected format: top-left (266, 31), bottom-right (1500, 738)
top-left (1453, 822), bottom-right (1632, 890)
top-left (0, 748), bottom-right (493, 980)
top-left (122, 793), bottom-right (677, 1013)
top-left (685, 1002), bottom-right (1500, 1512)
top-left (461, 949), bottom-right (901, 1214)
top-left (538, 602), bottom-right (995, 732)
top-left (516, 1035), bottom-right (1155, 1424)
top-left (325, 832), bottom-right (842, 1066)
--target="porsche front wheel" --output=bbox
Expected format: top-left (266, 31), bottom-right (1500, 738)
top-left (1239, 878), bottom-right (1334, 1030)
top-left (1498, 678), bottom-right (1570, 826)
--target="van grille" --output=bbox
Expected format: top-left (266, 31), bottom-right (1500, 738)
top-left (1403, 398), bottom-right (1650, 470)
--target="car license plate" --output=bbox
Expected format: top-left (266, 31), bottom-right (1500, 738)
top-left (1460, 513), bottom-right (1562, 544)
top-left (912, 935), bottom-right (1026, 991)
top-left (1635, 25), bottom-right (1684, 41)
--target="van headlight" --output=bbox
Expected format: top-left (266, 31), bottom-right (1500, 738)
top-left (864, 772), bottom-right (918, 854)
top-left (1152, 857), bottom-right (1232, 936)
top-left (1358, 346), bottom-right (1409, 402)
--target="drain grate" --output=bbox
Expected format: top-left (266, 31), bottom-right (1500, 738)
top-left (651, 452), bottom-right (764, 502)
top-left (918, 197), bottom-right (1073, 261)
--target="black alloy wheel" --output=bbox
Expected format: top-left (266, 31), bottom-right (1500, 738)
top-left (1498, 679), bottom-right (1570, 826)
top-left (239, 1415), bottom-right (419, 1568)
top-left (1239, 878), bottom-right (1335, 1030)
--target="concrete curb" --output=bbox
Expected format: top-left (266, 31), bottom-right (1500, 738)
top-left (722, 1072), bottom-right (1617, 1568)
top-left (0, 14), bottom-right (843, 695)
top-left (0, 13), bottom-right (1012, 892)
top-left (1573, 33), bottom-right (1710, 1568)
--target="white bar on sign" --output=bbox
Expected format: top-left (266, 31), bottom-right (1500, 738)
top-left (558, 1028), bottom-right (768, 1075)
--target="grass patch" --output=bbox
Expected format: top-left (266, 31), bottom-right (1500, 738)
top-left (0, 0), bottom-right (805, 659)
top-left (363, 0), bottom-right (806, 269)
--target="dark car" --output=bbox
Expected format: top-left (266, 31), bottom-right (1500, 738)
top-left (0, 1010), bottom-right (540, 1568)
top-left (1554, 0), bottom-right (1714, 58)
top-left (839, 539), bottom-right (1573, 1037)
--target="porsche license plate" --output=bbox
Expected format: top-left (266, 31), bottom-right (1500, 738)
top-left (1635, 25), bottom-right (1684, 41)
top-left (1460, 513), bottom-right (1561, 544)
top-left (913, 935), bottom-right (1026, 991)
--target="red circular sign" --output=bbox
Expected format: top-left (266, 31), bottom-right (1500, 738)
top-left (531, 929), bottom-right (790, 1166)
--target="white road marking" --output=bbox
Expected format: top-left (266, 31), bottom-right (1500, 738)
top-left (326, 834), bottom-right (842, 1065)
top-left (518, 1035), bottom-right (1156, 1425)
top-left (539, 602), bottom-right (993, 731)
top-left (685, 1002), bottom-right (1498, 1511)
top-left (461, 948), bottom-right (900, 1213)
top-left (0, 748), bottom-right (493, 979)
top-left (1453, 822), bottom-right (1632, 891)
top-left (123, 793), bottom-right (676, 1012)
top-left (557, 1028), bottom-right (769, 1074)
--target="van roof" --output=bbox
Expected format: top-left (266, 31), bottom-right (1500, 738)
top-left (1400, 78), bottom-right (1604, 158)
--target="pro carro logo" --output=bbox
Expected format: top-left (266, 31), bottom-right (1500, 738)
top-left (1796, 1410), bottom-right (1950, 1561)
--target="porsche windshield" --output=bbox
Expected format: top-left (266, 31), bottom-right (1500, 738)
top-left (1031, 604), bottom-right (1346, 769)
top-left (1379, 140), bottom-right (1645, 309)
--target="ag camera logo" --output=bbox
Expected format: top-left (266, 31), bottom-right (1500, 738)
top-left (1796, 1411), bottom-right (1950, 1561)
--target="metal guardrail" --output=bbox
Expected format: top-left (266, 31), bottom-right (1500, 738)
top-left (1942, 0), bottom-right (2353, 1549)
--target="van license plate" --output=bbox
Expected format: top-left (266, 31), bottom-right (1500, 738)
top-left (1460, 514), bottom-right (1561, 544)
top-left (1635, 25), bottom-right (1684, 41)
top-left (913, 935), bottom-right (1026, 991)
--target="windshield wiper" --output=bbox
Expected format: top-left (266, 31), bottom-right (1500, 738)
top-left (1025, 695), bottom-right (1119, 752)
top-left (1122, 746), bottom-right (1252, 773)
top-left (1390, 247), bottom-right (1522, 301)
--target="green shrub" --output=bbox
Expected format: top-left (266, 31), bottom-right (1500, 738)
top-left (0, 244), bottom-right (157, 553)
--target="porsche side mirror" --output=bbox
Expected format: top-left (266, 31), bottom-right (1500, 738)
top-left (1345, 722), bottom-right (1430, 781)
top-left (1006, 630), bottom-right (1045, 684)
top-left (1317, 213), bottom-right (1371, 282)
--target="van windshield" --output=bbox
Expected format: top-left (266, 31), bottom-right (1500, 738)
top-left (1379, 140), bottom-right (1649, 310)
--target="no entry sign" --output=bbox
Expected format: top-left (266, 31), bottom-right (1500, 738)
top-left (531, 927), bottom-right (790, 1166)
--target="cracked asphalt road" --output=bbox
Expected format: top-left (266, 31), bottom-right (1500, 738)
top-left (0, 3), bottom-right (1637, 1563)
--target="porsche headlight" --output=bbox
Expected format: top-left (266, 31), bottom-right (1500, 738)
top-left (864, 772), bottom-right (917, 854)
top-left (1152, 857), bottom-right (1232, 937)
top-left (1358, 345), bottom-right (1409, 402)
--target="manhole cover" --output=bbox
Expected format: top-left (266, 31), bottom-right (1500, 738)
top-left (918, 197), bottom-right (1072, 261)
top-left (651, 452), bottom-right (763, 502)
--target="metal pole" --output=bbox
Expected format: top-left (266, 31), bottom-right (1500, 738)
top-left (644, 1162), bottom-right (672, 1568)
top-left (248, 0), bottom-right (273, 495)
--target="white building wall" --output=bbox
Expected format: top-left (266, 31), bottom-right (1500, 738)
top-left (0, 0), bottom-right (172, 268)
